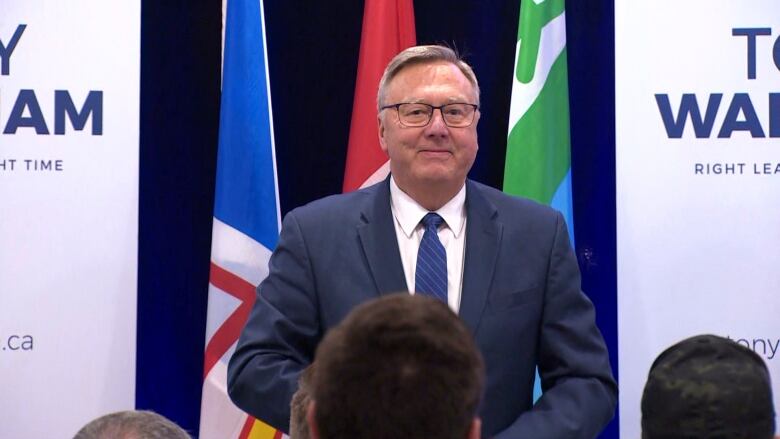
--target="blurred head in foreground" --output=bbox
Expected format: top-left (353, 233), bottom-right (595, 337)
top-left (290, 364), bottom-right (314, 439)
top-left (73, 410), bottom-right (191, 439)
top-left (642, 334), bottom-right (776, 439)
top-left (308, 293), bottom-right (484, 439)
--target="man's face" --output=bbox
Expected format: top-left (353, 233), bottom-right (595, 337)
top-left (378, 61), bottom-right (479, 199)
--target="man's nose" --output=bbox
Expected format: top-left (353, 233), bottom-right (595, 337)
top-left (424, 108), bottom-right (449, 136)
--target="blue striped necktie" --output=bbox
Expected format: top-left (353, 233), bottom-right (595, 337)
top-left (415, 212), bottom-right (447, 303)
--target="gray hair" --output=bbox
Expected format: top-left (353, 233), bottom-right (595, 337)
top-left (289, 365), bottom-right (315, 439)
top-left (377, 45), bottom-right (480, 109)
top-left (73, 410), bottom-right (191, 439)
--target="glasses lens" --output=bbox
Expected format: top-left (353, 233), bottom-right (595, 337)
top-left (441, 104), bottom-right (475, 127)
top-left (397, 103), bottom-right (432, 127)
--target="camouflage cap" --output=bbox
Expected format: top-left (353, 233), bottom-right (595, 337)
top-left (641, 334), bottom-right (775, 439)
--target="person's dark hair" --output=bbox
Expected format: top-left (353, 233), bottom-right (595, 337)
top-left (311, 293), bottom-right (484, 439)
top-left (642, 334), bottom-right (775, 439)
top-left (73, 410), bottom-right (191, 439)
top-left (377, 45), bottom-right (480, 108)
top-left (290, 365), bottom-right (315, 439)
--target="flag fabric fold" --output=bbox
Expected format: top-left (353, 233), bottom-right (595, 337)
top-left (199, 0), bottom-right (283, 438)
top-left (504, 0), bottom-right (574, 243)
top-left (342, 0), bottom-right (416, 193)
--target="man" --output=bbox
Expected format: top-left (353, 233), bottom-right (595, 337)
top-left (228, 45), bottom-right (617, 438)
top-left (642, 334), bottom-right (776, 439)
top-left (306, 294), bottom-right (484, 439)
top-left (289, 365), bottom-right (314, 439)
top-left (73, 410), bottom-right (191, 439)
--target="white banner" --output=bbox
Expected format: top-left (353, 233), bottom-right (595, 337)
top-left (0, 1), bottom-right (140, 437)
top-left (616, 1), bottom-right (780, 437)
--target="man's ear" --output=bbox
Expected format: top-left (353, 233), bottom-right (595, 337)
top-left (377, 113), bottom-right (388, 153)
top-left (306, 400), bottom-right (320, 439)
top-left (467, 417), bottom-right (481, 439)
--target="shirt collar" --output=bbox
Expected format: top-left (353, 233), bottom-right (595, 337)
top-left (389, 175), bottom-right (467, 238)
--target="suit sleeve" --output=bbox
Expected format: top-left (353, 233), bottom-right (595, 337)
top-left (227, 210), bottom-right (320, 433)
top-left (494, 212), bottom-right (618, 439)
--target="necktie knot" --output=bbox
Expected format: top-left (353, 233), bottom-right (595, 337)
top-left (421, 212), bottom-right (444, 231)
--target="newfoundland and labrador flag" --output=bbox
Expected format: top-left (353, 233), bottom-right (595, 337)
top-left (199, 0), bottom-right (283, 438)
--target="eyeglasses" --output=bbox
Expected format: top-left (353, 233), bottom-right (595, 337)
top-left (380, 102), bottom-right (479, 128)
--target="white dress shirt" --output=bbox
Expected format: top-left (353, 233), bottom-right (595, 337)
top-left (389, 176), bottom-right (467, 312)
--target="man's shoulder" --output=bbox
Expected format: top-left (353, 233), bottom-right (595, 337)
top-left (285, 181), bottom-right (384, 224)
top-left (467, 179), bottom-right (560, 222)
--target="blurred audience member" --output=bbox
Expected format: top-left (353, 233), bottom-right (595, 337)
top-left (307, 293), bottom-right (484, 439)
top-left (642, 334), bottom-right (776, 439)
top-left (74, 410), bottom-right (191, 439)
top-left (290, 365), bottom-right (314, 439)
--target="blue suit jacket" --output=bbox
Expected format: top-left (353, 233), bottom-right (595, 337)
top-left (228, 178), bottom-right (617, 438)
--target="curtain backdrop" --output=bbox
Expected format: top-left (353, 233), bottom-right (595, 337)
top-left (137, 1), bottom-right (617, 437)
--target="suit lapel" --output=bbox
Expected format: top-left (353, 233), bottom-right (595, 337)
top-left (460, 181), bottom-right (502, 333)
top-left (357, 178), bottom-right (408, 295)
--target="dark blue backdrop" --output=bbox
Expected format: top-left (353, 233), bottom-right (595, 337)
top-left (138, 1), bottom-right (617, 437)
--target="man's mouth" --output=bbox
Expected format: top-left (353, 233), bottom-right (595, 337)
top-left (418, 148), bottom-right (451, 158)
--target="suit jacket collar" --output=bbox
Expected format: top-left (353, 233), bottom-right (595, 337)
top-left (460, 179), bottom-right (501, 333)
top-left (356, 178), bottom-right (408, 296)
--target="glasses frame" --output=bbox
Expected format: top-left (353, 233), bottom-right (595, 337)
top-left (379, 102), bottom-right (480, 128)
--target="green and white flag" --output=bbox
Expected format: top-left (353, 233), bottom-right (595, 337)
top-left (504, 0), bottom-right (574, 242)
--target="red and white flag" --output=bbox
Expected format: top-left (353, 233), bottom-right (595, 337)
top-left (342, 0), bottom-right (416, 192)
